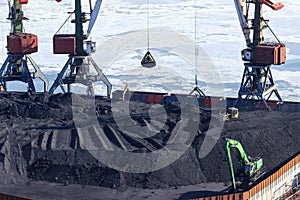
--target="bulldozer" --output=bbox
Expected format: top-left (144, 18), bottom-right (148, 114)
top-left (224, 107), bottom-right (239, 121)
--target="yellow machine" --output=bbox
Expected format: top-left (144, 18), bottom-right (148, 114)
top-left (224, 107), bottom-right (239, 121)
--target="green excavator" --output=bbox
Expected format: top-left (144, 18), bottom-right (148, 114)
top-left (224, 138), bottom-right (264, 191)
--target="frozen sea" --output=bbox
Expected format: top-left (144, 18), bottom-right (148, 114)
top-left (0, 0), bottom-right (299, 101)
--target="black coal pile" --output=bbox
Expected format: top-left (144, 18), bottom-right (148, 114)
top-left (0, 92), bottom-right (299, 190)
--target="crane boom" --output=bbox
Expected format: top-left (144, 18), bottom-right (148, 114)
top-left (233, 0), bottom-right (251, 46)
top-left (233, 0), bottom-right (284, 48)
top-left (259, 0), bottom-right (284, 10)
top-left (87, 0), bottom-right (103, 38)
top-left (9, 0), bottom-right (26, 34)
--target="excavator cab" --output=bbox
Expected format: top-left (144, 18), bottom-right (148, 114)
top-left (236, 158), bottom-right (254, 177)
top-left (244, 163), bottom-right (254, 176)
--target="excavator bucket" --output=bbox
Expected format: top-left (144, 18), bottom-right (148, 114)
top-left (141, 51), bottom-right (156, 68)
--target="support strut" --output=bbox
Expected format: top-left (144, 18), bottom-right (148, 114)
top-left (0, 54), bottom-right (48, 92)
top-left (49, 55), bottom-right (112, 97)
top-left (233, 63), bottom-right (282, 108)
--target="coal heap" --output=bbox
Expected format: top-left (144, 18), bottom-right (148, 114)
top-left (0, 92), bottom-right (299, 190)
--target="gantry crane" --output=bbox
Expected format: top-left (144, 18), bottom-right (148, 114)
top-left (0, 0), bottom-right (48, 92)
top-left (232, 0), bottom-right (286, 108)
top-left (49, 0), bottom-right (112, 97)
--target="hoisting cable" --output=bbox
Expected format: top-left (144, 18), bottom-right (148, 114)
top-left (189, 0), bottom-right (205, 97)
top-left (54, 11), bottom-right (74, 35)
top-left (147, 0), bottom-right (150, 52)
top-left (246, 1), bottom-right (250, 19)
top-left (7, 0), bottom-right (11, 19)
top-left (141, 0), bottom-right (156, 68)
top-left (262, 18), bottom-right (282, 45)
top-left (194, 0), bottom-right (198, 79)
top-left (89, 0), bottom-right (93, 13)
